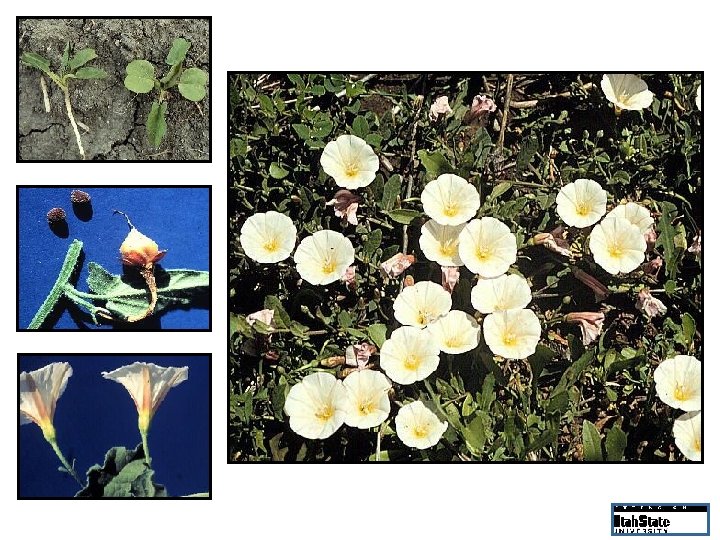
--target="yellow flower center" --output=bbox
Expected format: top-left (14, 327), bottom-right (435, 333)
top-left (344, 161), bottom-right (360, 178)
top-left (358, 400), bottom-right (376, 416)
top-left (263, 237), bottom-right (279, 253)
top-left (694, 438), bottom-right (701, 452)
top-left (445, 336), bottom-right (461, 349)
top-left (674, 383), bottom-right (688, 402)
top-left (576, 202), bottom-right (590, 216)
top-left (315, 405), bottom-right (335, 421)
top-left (475, 245), bottom-right (491, 261)
top-left (404, 354), bottom-right (420, 370)
top-left (322, 259), bottom-right (338, 275)
top-left (417, 311), bottom-right (431, 326)
top-left (443, 203), bottom-right (459, 217)
top-left (413, 424), bottom-right (429, 439)
top-left (502, 331), bottom-right (517, 347)
top-left (607, 242), bottom-right (623, 259)
top-left (438, 242), bottom-right (457, 257)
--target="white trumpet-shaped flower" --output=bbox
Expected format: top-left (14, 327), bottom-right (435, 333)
top-left (393, 280), bottom-right (452, 328)
top-left (653, 355), bottom-right (701, 412)
top-left (589, 216), bottom-right (646, 275)
top-left (380, 326), bottom-right (440, 384)
top-left (421, 174), bottom-right (480, 226)
top-left (284, 372), bottom-right (349, 439)
top-left (470, 273), bottom-right (532, 314)
top-left (426, 310), bottom-right (481, 354)
top-left (294, 230), bottom-right (355, 285)
top-left (342, 370), bottom-right (391, 429)
top-left (240, 211), bottom-right (297, 264)
top-left (556, 178), bottom-right (607, 228)
top-left (673, 411), bottom-right (701, 462)
top-left (20, 362), bottom-right (73, 441)
top-left (601, 74), bottom-right (654, 111)
top-left (483, 309), bottom-right (541, 359)
top-left (395, 401), bottom-right (448, 449)
top-left (419, 220), bottom-right (465, 267)
top-left (607, 202), bottom-right (653, 234)
top-left (320, 134), bottom-right (379, 189)
top-left (458, 217), bottom-right (517, 278)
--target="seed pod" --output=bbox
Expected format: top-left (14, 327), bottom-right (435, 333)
top-left (70, 190), bottom-right (91, 204)
top-left (46, 207), bottom-right (67, 224)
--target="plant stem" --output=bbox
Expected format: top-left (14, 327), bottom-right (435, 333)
top-left (126, 264), bottom-right (158, 322)
top-left (140, 429), bottom-right (151, 465)
top-left (28, 239), bottom-right (83, 329)
top-left (495, 74), bottom-right (514, 156)
top-left (63, 85), bottom-right (85, 159)
top-left (48, 438), bottom-right (83, 487)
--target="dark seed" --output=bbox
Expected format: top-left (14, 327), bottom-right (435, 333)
top-left (46, 207), bottom-right (67, 223)
top-left (70, 189), bottom-right (91, 204)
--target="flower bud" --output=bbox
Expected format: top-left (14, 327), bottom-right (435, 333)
top-left (120, 227), bottom-right (166, 267)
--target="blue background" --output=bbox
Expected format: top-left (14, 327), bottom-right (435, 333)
top-left (18, 354), bottom-right (211, 498)
top-left (18, 187), bottom-right (210, 330)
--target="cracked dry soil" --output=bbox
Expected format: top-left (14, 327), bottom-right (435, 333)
top-left (18, 18), bottom-right (210, 161)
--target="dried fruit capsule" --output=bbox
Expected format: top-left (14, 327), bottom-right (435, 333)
top-left (46, 207), bottom-right (67, 224)
top-left (70, 190), bottom-right (91, 204)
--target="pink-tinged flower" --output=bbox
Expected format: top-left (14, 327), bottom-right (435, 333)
top-left (533, 227), bottom-right (572, 257)
top-left (644, 226), bottom-right (657, 251)
top-left (565, 312), bottom-right (605, 346)
top-left (102, 362), bottom-right (189, 463)
top-left (341, 265), bottom-right (357, 290)
top-left (381, 253), bottom-right (415, 278)
top-left (642, 256), bottom-right (663, 279)
top-left (466, 94), bottom-right (497, 124)
top-left (345, 342), bottom-right (377, 369)
top-left (429, 96), bottom-right (452, 121)
top-left (246, 309), bottom-right (275, 329)
top-left (326, 189), bottom-right (362, 225)
top-left (441, 266), bottom-right (460, 294)
top-left (120, 226), bottom-right (167, 267)
top-left (20, 362), bottom-right (73, 442)
top-left (688, 232), bottom-right (701, 255)
top-left (635, 288), bottom-right (667, 318)
top-left (572, 267), bottom-right (610, 301)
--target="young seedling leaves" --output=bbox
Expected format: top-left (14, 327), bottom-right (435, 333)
top-left (21, 52), bottom-right (53, 78)
top-left (124, 59), bottom-right (156, 94)
top-left (68, 48), bottom-right (98, 71)
top-left (582, 420), bottom-right (604, 461)
top-left (178, 67), bottom-right (208, 102)
top-left (60, 42), bottom-right (71, 76)
top-left (147, 101), bottom-right (168, 147)
top-left (166, 38), bottom-right (190, 66)
top-left (68, 67), bottom-right (107, 80)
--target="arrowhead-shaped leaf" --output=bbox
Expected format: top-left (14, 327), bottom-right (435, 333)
top-left (68, 48), bottom-right (98, 71)
top-left (69, 67), bottom-right (107, 80)
top-left (21, 52), bottom-right (53, 77)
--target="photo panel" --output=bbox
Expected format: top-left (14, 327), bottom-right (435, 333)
top-left (18, 185), bottom-right (211, 330)
top-left (17, 17), bottom-right (211, 162)
top-left (18, 353), bottom-right (211, 499)
top-left (228, 73), bottom-right (702, 463)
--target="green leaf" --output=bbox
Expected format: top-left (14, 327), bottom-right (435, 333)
top-left (146, 101), bottom-right (168, 148)
top-left (516, 135), bottom-right (538, 172)
top-left (292, 123), bottom-right (310, 139)
top-left (657, 201), bottom-right (679, 279)
top-left (178, 67), bottom-right (208, 102)
top-left (76, 445), bottom-right (168, 498)
top-left (385, 209), bottom-right (422, 225)
top-left (605, 425), bottom-right (627, 462)
top-left (462, 415), bottom-right (486, 455)
top-left (486, 181), bottom-right (513, 203)
top-left (60, 42), bottom-right (70, 75)
top-left (21, 52), bottom-right (53, 77)
top-left (363, 229), bottom-right (382, 259)
top-left (165, 38), bottom-right (190, 65)
top-left (124, 59), bottom-right (156, 93)
top-left (269, 163), bottom-right (289, 179)
top-left (381, 174), bottom-right (402, 210)
top-left (263, 295), bottom-right (291, 328)
top-left (86, 262), bottom-right (208, 320)
top-left (367, 323), bottom-right (387, 348)
top-left (582, 420), bottom-right (604, 461)
top-left (681, 313), bottom-right (696, 350)
top-left (68, 48), bottom-right (97, 71)
top-left (417, 149), bottom-right (453, 178)
top-left (69, 67), bottom-right (107, 80)
top-left (351, 116), bottom-right (370, 138)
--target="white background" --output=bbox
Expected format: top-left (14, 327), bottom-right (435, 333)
top-left (2, 2), bottom-right (715, 539)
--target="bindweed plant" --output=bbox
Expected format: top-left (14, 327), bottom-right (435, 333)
top-left (123, 37), bottom-right (208, 148)
top-left (229, 73), bottom-right (702, 463)
top-left (21, 42), bottom-right (107, 159)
